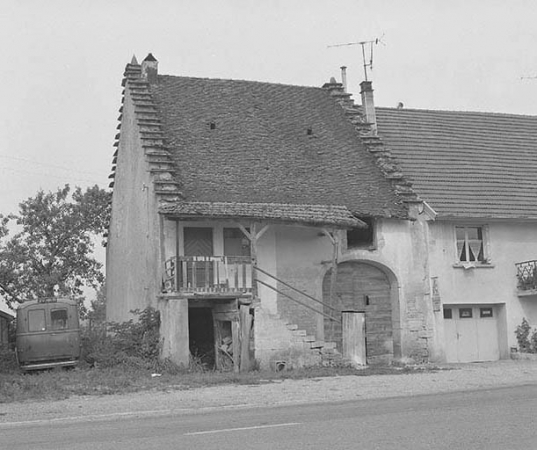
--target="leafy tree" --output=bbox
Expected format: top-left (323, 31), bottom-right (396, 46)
top-left (85, 283), bottom-right (107, 327)
top-left (0, 185), bottom-right (110, 307)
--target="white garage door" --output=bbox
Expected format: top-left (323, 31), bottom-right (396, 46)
top-left (443, 305), bottom-right (500, 363)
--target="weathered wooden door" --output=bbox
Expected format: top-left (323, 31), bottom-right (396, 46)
top-left (184, 227), bottom-right (213, 256)
top-left (323, 262), bottom-right (393, 363)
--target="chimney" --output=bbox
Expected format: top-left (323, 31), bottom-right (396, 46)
top-left (360, 80), bottom-right (377, 134)
top-left (340, 66), bottom-right (347, 93)
top-left (141, 53), bottom-right (158, 84)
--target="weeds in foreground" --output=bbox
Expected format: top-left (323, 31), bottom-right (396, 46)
top-left (0, 306), bottom-right (437, 404)
top-left (0, 362), bottom-right (433, 404)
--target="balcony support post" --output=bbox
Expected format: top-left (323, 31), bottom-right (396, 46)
top-left (236, 222), bottom-right (269, 300)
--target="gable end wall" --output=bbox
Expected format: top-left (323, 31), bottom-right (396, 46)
top-left (106, 86), bottom-right (162, 322)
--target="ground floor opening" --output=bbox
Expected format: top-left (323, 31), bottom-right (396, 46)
top-left (443, 303), bottom-right (504, 363)
top-left (187, 298), bottom-right (253, 371)
top-left (322, 261), bottom-right (397, 364)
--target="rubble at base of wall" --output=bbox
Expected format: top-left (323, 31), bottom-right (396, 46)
top-left (510, 351), bottom-right (537, 361)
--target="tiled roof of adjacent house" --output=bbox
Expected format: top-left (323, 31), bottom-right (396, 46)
top-left (376, 107), bottom-right (537, 220)
top-left (159, 201), bottom-right (366, 228)
top-left (148, 75), bottom-right (409, 219)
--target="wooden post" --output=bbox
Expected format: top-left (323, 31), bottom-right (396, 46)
top-left (322, 229), bottom-right (340, 339)
top-left (321, 228), bottom-right (339, 309)
top-left (181, 259), bottom-right (187, 290)
top-left (232, 320), bottom-right (240, 373)
top-left (236, 222), bottom-right (269, 298)
top-left (214, 319), bottom-right (221, 370)
top-left (329, 232), bottom-right (339, 306)
top-left (239, 305), bottom-right (252, 372)
top-left (342, 311), bottom-right (366, 366)
top-left (250, 223), bottom-right (258, 298)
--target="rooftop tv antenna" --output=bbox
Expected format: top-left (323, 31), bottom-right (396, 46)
top-left (328, 35), bottom-right (385, 81)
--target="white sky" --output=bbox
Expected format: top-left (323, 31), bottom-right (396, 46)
top-left (2, 0), bottom-right (537, 215)
top-left (1, 0), bottom-right (536, 307)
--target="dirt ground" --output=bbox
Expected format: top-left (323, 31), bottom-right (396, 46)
top-left (1, 360), bottom-right (536, 426)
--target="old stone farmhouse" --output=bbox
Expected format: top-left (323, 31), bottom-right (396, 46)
top-left (106, 54), bottom-right (537, 369)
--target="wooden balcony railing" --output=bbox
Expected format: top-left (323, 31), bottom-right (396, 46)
top-left (516, 260), bottom-right (537, 292)
top-left (163, 256), bottom-right (253, 294)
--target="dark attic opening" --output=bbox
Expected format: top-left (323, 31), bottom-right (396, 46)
top-left (347, 217), bottom-right (375, 248)
top-left (188, 305), bottom-right (215, 369)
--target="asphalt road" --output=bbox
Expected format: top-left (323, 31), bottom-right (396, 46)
top-left (1, 384), bottom-right (536, 450)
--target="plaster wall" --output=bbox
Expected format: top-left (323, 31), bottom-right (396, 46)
top-left (273, 225), bottom-right (333, 336)
top-left (428, 220), bottom-right (537, 356)
top-left (157, 296), bottom-right (189, 366)
top-left (339, 216), bottom-right (436, 361)
top-left (271, 214), bottom-right (435, 362)
top-left (106, 89), bottom-right (161, 323)
top-left (159, 215), bottom-right (437, 365)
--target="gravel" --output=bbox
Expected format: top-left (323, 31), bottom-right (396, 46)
top-left (1, 360), bottom-right (536, 426)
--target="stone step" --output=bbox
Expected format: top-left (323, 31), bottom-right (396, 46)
top-left (310, 341), bottom-right (325, 349)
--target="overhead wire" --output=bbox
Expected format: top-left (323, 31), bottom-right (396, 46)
top-left (0, 154), bottom-right (105, 177)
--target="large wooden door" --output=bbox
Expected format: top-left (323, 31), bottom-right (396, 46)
top-left (323, 262), bottom-right (393, 363)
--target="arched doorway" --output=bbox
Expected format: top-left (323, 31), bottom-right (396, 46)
top-left (323, 261), bottom-right (394, 363)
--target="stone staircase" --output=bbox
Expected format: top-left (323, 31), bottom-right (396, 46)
top-left (285, 322), bottom-right (343, 367)
top-left (254, 308), bottom-right (343, 370)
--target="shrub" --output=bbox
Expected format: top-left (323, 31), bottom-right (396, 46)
top-left (82, 307), bottom-right (168, 371)
top-left (0, 346), bottom-right (18, 373)
top-left (531, 329), bottom-right (537, 354)
top-left (515, 318), bottom-right (534, 353)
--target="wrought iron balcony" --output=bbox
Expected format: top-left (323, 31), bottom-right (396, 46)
top-left (163, 256), bottom-right (253, 295)
top-left (516, 260), bottom-right (537, 294)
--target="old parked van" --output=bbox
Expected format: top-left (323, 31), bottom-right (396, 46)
top-left (16, 298), bottom-right (81, 371)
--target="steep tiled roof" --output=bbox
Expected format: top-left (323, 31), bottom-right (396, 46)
top-left (376, 107), bottom-right (537, 220)
top-left (159, 202), bottom-right (365, 228)
top-left (148, 75), bottom-right (409, 219)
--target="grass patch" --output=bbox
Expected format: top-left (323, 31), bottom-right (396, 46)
top-left (0, 361), bottom-right (435, 404)
top-left (0, 307), bottom-right (439, 404)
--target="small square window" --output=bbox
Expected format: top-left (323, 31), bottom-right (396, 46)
top-left (347, 218), bottom-right (374, 249)
top-left (443, 308), bottom-right (452, 319)
top-left (459, 308), bottom-right (473, 319)
top-left (51, 309), bottom-right (68, 329)
top-left (28, 309), bottom-right (46, 332)
top-left (480, 307), bottom-right (493, 318)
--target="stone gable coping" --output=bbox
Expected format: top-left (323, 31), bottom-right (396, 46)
top-left (109, 60), bottom-right (184, 210)
top-left (322, 81), bottom-right (421, 207)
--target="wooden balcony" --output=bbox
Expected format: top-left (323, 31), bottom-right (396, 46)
top-left (516, 260), bottom-right (537, 296)
top-left (163, 256), bottom-right (253, 296)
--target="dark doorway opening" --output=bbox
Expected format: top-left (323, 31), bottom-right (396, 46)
top-left (188, 307), bottom-right (215, 369)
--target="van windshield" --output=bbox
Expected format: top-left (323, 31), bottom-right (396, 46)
top-left (28, 309), bottom-right (46, 332)
top-left (51, 309), bottom-right (68, 329)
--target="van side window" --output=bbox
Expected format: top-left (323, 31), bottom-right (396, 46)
top-left (28, 309), bottom-right (46, 332)
top-left (51, 309), bottom-right (68, 329)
